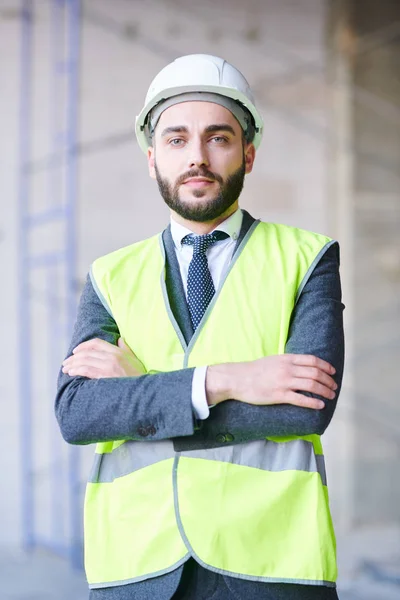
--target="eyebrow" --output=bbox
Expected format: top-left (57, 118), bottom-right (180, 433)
top-left (160, 124), bottom-right (237, 138)
top-left (205, 124), bottom-right (236, 136)
top-left (161, 126), bottom-right (189, 137)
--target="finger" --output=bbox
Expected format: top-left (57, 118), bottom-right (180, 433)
top-left (285, 391), bottom-right (325, 410)
top-left (293, 366), bottom-right (337, 390)
top-left (64, 365), bottom-right (104, 379)
top-left (291, 377), bottom-right (336, 400)
top-left (62, 355), bottom-right (111, 373)
top-left (118, 337), bottom-right (126, 350)
top-left (63, 350), bottom-right (111, 367)
top-left (118, 337), bottom-right (140, 361)
top-left (118, 337), bottom-right (137, 355)
top-left (290, 354), bottom-right (335, 375)
top-left (73, 338), bottom-right (118, 355)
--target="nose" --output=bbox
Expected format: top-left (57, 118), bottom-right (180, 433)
top-left (188, 139), bottom-right (209, 169)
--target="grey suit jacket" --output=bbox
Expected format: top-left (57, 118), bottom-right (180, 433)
top-left (55, 210), bottom-right (345, 599)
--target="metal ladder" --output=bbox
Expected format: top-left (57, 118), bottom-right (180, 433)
top-left (17, 0), bottom-right (82, 568)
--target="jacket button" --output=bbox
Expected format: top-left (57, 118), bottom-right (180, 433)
top-left (138, 426), bottom-right (149, 437)
top-left (216, 433), bottom-right (226, 443)
top-left (225, 433), bottom-right (234, 442)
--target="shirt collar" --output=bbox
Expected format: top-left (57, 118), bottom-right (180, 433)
top-left (170, 208), bottom-right (243, 251)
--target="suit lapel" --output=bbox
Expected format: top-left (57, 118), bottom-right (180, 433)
top-left (233, 209), bottom-right (256, 254)
top-left (162, 227), bottom-right (194, 345)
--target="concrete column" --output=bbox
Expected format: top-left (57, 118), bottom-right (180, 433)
top-left (326, 0), bottom-right (400, 532)
top-left (325, 0), bottom-right (356, 533)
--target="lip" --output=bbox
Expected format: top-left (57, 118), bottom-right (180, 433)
top-left (183, 177), bottom-right (214, 189)
top-left (182, 178), bottom-right (215, 185)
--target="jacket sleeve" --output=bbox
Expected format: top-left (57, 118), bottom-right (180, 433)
top-left (55, 276), bottom-right (197, 445)
top-left (174, 242), bottom-right (345, 450)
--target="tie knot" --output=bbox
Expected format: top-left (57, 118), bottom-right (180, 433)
top-left (181, 231), bottom-right (229, 255)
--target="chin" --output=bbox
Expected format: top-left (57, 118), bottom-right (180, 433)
top-left (180, 190), bottom-right (213, 203)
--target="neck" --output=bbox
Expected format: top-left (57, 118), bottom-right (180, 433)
top-left (171, 202), bottom-right (239, 234)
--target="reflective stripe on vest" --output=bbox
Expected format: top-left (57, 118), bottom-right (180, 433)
top-left (89, 439), bottom-right (327, 486)
top-left (85, 221), bottom-right (337, 588)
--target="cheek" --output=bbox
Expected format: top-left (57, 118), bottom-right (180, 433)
top-left (155, 150), bottom-right (177, 174)
top-left (156, 154), bottom-right (188, 186)
top-left (155, 162), bottom-right (180, 191)
top-left (212, 144), bottom-right (242, 165)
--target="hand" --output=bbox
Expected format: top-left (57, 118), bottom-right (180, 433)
top-left (62, 338), bottom-right (146, 379)
top-left (207, 354), bottom-right (337, 410)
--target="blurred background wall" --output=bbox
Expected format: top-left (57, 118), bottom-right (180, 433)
top-left (0, 0), bottom-right (399, 598)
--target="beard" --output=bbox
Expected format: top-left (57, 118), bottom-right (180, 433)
top-left (154, 159), bottom-right (246, 222)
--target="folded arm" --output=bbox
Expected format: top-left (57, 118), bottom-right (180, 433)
top-left (55, 276), bottom-right (197, 445)
top-left (174, 243), bottom-right (345, 449)
top-left (56, 243), bottom-right (344, 447)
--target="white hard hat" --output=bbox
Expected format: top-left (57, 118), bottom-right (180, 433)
top-left (135, 54), bottom-right (264, 154)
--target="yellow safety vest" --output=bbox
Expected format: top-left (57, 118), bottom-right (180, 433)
top-left (85, 220), bottom-right (337, 589)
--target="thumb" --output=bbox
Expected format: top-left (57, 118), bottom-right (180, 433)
top-left (118, 337), bottom-right (127, 350)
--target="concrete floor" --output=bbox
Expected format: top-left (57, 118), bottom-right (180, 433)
top-left (0, 549), bottom-right (87, 600)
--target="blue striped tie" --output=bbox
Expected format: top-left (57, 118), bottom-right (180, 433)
top-left (181, 231), bottom-right (229, 331)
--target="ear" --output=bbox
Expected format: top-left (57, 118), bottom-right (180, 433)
top-left (244, 143), bottom-right (256, 175)
top-left (148, 146), bottom-right (156, 179)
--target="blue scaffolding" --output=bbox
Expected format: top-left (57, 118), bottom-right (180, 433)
top-left (17, 0), bottom-right (82, 568)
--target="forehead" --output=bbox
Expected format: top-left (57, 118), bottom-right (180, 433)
top-left (156, 101), bottom-right (241, 133)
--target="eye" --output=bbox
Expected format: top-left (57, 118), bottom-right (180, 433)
top-left (169, 138), bottom-right (185, 146)
top-left (210, 136), bottom-right (228, 144)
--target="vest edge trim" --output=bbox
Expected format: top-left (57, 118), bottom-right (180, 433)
top-left (158, 234), bottom-right (188, 352)
top-left (88, 554), bottom-right (190, 589)
top-left (295, 240), bottom-right (336, 306)
top-left (89, 265), bottom-right (114, 318)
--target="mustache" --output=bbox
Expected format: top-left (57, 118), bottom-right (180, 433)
top-left (175, 168), bottom-right (223, 186)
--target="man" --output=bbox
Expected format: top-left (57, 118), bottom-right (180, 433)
top-left (56, 54), bottom-right (344, 600)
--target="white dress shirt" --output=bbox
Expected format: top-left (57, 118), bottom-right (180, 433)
top-left (170, 208), bottom-right (243, 420)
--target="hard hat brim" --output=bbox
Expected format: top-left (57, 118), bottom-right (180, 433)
top-left (135, 83), bottom-right (264, 154)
